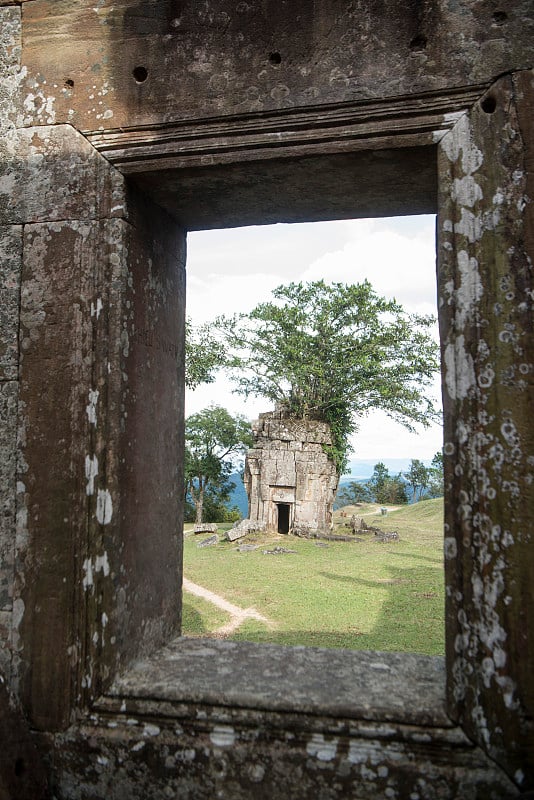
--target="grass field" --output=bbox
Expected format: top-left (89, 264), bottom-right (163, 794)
top-left (182, 499), bottom-right (445, 655)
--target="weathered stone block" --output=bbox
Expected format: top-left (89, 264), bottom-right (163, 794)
top-left (15, 189), bottom-right (185, 731)
top-left (439, 70), bottom-right (534, 783)
top-left (197, 534), bottom-right (218, 548)
top-left (0, 125), bottom-right (125, 225)
top-left (267, 468), bottom-right (296, 488)
top-left (18, 1), bottom-right (534, 144)
top-left (0, 226), bottom-right (22, 379)
top-left (226, 519), bottom-right (266, 542)
top-left (0, 6), bottom-right (21, 133)
top-left (274, 450), bottom-right (296, 465)
top-left (0, 381), bottom-right (17, 625)
top-left (44, 640), bottom-right (517, 800)
top-left (193, 523), bottom-right (217, 534)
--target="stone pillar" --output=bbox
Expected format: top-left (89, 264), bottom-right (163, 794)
top-left (0, 3), bottom-right (23, 687)
top-left (0, 122), bottom-right (185, 730)
top-left (438, 71), bottom-right (534, 785)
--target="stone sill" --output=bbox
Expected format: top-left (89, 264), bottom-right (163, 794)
top-left (106, 637), bottom-right (452, 730)
top-left (71, 638), bottom-right (518, 798)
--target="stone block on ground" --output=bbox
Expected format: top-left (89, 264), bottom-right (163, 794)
top-left (226, 519), bottom-right (266, 542)
top-left (194, 523), bottom-right (218, 535)
top-left (197, 535), bottom-right (218, 548)
top-left (374, 531), bottom-right (399, 542)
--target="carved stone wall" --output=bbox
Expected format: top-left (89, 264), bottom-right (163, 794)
top-left (438, 73), bottom-right (534, 780)
top-left (245, 411), bottom-right (338, 532)
top-left (0, 15), bottom-right (186, 729)
top-left (0, 1), bottom-right (533, 796)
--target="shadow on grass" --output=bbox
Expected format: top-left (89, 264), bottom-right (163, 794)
top-left (380, 549), bottom-right (443, 565)
top-left (229, 560), bottom-right (445, 655)
top-left (318, 562), bottom-right (441, 588)
top-left (181, 602), bottom-right (208, 637)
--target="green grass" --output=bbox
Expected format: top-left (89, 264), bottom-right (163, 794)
top-left (182, 593), bottom-right (231, 636)
top-left (182, 499), bottom-right (445, 655)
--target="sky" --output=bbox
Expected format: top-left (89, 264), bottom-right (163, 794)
top-left (185, 215), bottom-right (443, 470)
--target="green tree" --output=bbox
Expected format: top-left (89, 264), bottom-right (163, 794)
top-left (405, 459), bottom-right (430, 502)
top-left (335, 481), bottom-right (372, 508)
top-left (184, 406), bottom-right (253, 523)
top-left (368, 462), bottom-right (390, 501)
top-left (427, 451), bottom-right (444, 498)
top-left (184, 481), bottom-right (242, 524)
top-left (185, 318), bottom-right (226, 390)
top-left (368, 462), bottom-right (408, 505)
top-left (217, 280), bottom-right (440, 474)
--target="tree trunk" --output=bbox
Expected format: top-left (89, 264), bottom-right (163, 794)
top-left (195, 485), bottom-right (204, 524)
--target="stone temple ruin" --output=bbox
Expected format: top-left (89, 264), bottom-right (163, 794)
top-left (244, 410), bottom-right (338, 534)
top-left (1, 2), bottom-right (533, 798)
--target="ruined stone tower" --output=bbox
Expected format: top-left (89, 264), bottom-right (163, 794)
top-left (244, 410), bottom-right (339, 533)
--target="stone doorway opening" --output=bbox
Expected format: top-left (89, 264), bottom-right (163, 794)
top-left (276, 503), bottom-right (291, 534)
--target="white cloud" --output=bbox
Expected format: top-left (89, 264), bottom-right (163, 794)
top-left (185, 374), bottom-right (265, 420)
top-left (302, 218), bottom-right (437, 316)
top-left (186, 271), bottom-right (280, 324)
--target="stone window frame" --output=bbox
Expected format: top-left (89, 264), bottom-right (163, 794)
top-left (8, 65), bottom-right (531, 790)
top-left (93, 73), bottom-right (531, 785)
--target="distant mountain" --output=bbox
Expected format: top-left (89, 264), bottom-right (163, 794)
top-left (228, 472), bottom-right (248, 516)
top-left (342, 458), bottom-right (431, 480)
top-left (228, 459), bottom-right (434, 515)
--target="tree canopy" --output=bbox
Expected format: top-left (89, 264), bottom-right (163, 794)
top-left (336, 480), bottom-right (372, 507)
top-left (335, 462), bottom-right (408, 507)
top-left (185, 318), bottom-right (227, 390)
top-left (368, 462), bottom-right (408, 505)
top-left (184, 405), bottom-right (253, 523)
top-left (405, 459), bottom-right (430, 503)
top-left (216, 280), bottom-right (440, 474)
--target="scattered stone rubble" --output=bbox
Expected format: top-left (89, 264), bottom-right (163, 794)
top-left (226, 519), bottom-right (266, 542)
top-left (197, 535), bottom-right (218, 548)
top-left (349, 515), bottom-right (399, 542)
top-left (194, 523), bottom-right (218, 534)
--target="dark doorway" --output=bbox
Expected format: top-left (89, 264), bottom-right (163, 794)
top-left (277, 504), bottom-right (290, 534)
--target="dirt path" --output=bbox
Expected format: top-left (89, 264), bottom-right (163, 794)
top-left (182, 577), bottom-right (273, 636)
top-left (340, 504), bottom-right (402, 516)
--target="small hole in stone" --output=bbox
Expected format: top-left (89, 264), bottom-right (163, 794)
top-left (269, 52), bottom-right (282, 65)
top-left (492, 11), bottom-right (507, 25)
top-left (481, 95), bottom-right (497, 114)
top-left (64, 79), bottom-right (74, 88)
top-left (409, 34), bottom-right (427, 52)
top-left (14, 758), bottom-right (25, 777)
top-left (132, 66), bottom-right (148, 83)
